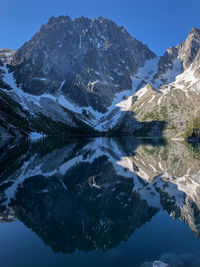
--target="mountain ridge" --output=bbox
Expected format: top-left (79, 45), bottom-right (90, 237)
top-left (0, 15), bottom-right (200, 138)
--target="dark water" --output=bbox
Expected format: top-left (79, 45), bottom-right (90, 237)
top-left (1, 137), bottom-right (200, 267)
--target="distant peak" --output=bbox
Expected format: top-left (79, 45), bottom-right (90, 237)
top-left (47, 15), bottom-right (72, 25)
top-left (97, 16), bottom-right (104, 20)
top-left (176, 26), bottom-right (200, 69)
top-left (189, 26), bottom-right (200, 34)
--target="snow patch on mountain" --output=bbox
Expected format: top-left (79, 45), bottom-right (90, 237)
top-left (155, 58), bottom-right (183, 87)
top-left (1, 62), bottom-right (144, 131)
top-left (134, 85), bottom-right (148, 100)
top-left (1, 64), bottom-right (57, 114)
top-left (2, 48), bottom-right (199, 134)
top-left (132, 54), bottom-right (200, 103)
top-left (137, 57), bottom-right (160, 82)
top-left (172, 67), bottom-right (198, 89)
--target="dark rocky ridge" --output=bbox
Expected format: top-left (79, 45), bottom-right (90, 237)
top-left (155, 27), bottom-right (200, 79)
top-left (154, 46), bottom-right (179, 80)
top-left (177, 27), bottom-right (200, 69)
top-left (9, 15), bottom-right (155, 112)
top-left (0, 58), bottom-right (4, 80)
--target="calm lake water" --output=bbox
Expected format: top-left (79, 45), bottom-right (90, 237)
top-left (1, 137), bottom-right (200, 267)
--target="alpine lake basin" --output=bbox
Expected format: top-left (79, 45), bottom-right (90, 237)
top-left (0, 136), bottom-right (200, 267)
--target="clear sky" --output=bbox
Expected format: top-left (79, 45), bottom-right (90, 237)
top-left (1, 0), bottom-right (200, 55)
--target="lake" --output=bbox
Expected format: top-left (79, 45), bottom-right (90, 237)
top-left (0, 137), bottom-right (200, 267)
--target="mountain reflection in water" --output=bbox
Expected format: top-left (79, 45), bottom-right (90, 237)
top-left (0, 137), bottom-right (200, 262)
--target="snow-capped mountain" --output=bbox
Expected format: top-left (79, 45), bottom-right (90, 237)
top-left (1, 16), bottom-right (200, 137)
top-left (128, 27), bottom-right (200, 138)
top-left (0, 16), bottom-right (155, 137)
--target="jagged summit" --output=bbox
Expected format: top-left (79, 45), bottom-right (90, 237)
top-left (149, 26), bottom-right (200, 86)
top-left (9, 15), bottom-right (155, 113)
top-left (189, 26), bottom-right (200, 34)
top-left (177, 26), bottom-right (200, 69)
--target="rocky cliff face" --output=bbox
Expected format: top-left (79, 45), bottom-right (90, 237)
top-left (154, 27), bottom-right (200, 81)
top-left (178, 27), bottom-right (200, 70)
top-left (9, 16), bottom-right (155, 113)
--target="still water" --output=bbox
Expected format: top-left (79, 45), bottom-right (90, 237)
top-left (0, 137), bottom-right (200, 267)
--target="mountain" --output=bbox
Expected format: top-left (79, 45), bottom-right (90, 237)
top-left (0, 15), bottom-right (200, 138)
top-left (128, 27), bottom-right (200, 138)
top-left (0, 15), bottom-right (156, 137)
top-left (10, 16), bottom-right (155, 112)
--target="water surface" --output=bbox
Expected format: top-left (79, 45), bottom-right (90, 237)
top-left (0, 137), bottom-right (200, 266)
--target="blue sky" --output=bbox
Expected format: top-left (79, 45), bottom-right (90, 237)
top-left (1, 0), bottom-right (200, 55)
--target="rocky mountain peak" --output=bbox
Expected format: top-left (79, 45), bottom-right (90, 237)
top-left (177, 26), bottom-right (200, 69)
top-left (153, 27), bottom-right (200, 84)
top-left (189, 26), bottom-right (200, 35)
top-left (8, 15), bottom-right (155, 113)
top-left (153, 46), bottom-right (178, 80)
